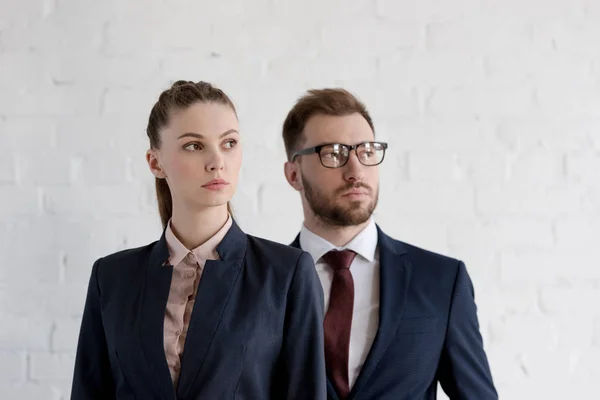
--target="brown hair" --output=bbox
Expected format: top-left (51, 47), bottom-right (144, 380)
top-left (146, 80), bottom-right (236, 228)
top-left (282, 88), bottom-right (375, 161)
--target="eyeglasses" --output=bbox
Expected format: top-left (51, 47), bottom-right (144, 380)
top-left (291, 141), bottom-right (388, 169)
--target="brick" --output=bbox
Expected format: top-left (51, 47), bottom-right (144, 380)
top-left (378, 117), bottom-right (501, 153)
top-left (74, 151), bottom-right (132, 185)
top-left (476, 184), bottom-right (584, 217)
top-left (376, 0), bottom-right (481, 21)
top-left (0, 157), bottom-right (17, 184)
top-left (0, 0), bottom-right (106, 53)
top-left (539, 283), bottom-right (600, 317)
top-left (390, 182), bottom-right (476, 217)
top-left (500, 249), bottom-right (600, 284)
top-left (481, 0), bottom-right (585, 18)
top-left (30, 352), bottom-right (75, 381)
top-left (0, 382), bottom-right (63, 400)
top-left (160, 53), bottom-right (266, 89)
top-left (0, 117), bottom-right (57, 152)
top-left (485, 52), bottom-right (594, 86)
top-left (0, 52), bottom-right (52, 89)
top-left (477, 283), bottom-right (538, 319)
top-left (15, 153), bottom-right (75, 186)
top-left (555, 217), bottom-right (600, 250)
top-left (0, 187), bottom-right (41, 218)
top-left (506, 148), bottom-right (565, 185)
top-left (489, 315), bottom-right (557, 352)
top-left (0, 314), bottom-right (53, 350)
top-left (448, 218), bottom-right (554, 250)
top-left (49, 54), bottom-right (159, 87)
top-left (319, 20), bottom-right (421, 57)
top-left (426, 85), bottom-right (535, 118)
top-left (426, 18), bottom-right (534, 54)
top-left (0, 351), bottom-right (26, 381)
top-left (535, 20), bottom-right (600, 57)
top-left (42, 185), bottom-right (144, 216)
top-left (520, 348), bottom-right (575, 385)
top-left (378, 53), bottom-right (486, 86)
top-left (272, 0), bottom-right (372, 20)
top-left (209, 20), bottom-right (321, 59)
top-left (494, 117), bottom-right (599, 153)
top-left (341, 84), bottom-right (420, 119)
top-left (0, 85), bottom-right (102, 117)
top-left (535, 84), bottom-right (600, 117)
top-left (51, 319), bottom-right (82, 353)
top-left (266, 57), bottom-right (378, 88)
top-left (100, 88), bottom-right (158, 119)
top-left (566, 151), bottom-right (600, 185)
top-left (0, 283), bottom-right (87, 318)
top-left (407, 151), bottom-right (463, 182)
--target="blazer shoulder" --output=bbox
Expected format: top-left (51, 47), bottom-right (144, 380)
top-left (94, 241), bottom-right (157, 278)
top-left (381, 230), bottom-right (462, 274)
top-left (246, 234), bottom-right (306, 261)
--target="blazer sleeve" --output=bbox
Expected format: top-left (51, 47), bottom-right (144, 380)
top-left (438, 261), bottom-right (498, 399)
top-left (280, 251), bottom-right (327, 400)
top-left (71, 258), bottom-right (116, 400)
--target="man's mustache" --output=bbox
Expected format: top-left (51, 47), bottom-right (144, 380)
top-left (335, 182), bottom-right (371, 194)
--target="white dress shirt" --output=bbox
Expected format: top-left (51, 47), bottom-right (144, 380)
top-left (299, 219), bottom-right (380, 389)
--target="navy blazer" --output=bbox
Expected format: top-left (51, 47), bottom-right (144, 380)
top-left (291, 225), bottom-right (498, 400)
top-left (71, 220), bottom-right (327, 400)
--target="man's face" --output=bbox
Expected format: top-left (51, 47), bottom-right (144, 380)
top-left (293, 113), bottom-right (381, 227)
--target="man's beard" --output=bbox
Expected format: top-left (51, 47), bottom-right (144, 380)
top-left (301, 173), bottom-right (378, 227)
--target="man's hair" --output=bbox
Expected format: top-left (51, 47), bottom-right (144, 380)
top-left (281, 88), bottom-right (374, 161)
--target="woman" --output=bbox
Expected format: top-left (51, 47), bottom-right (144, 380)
top-left (70, 81), bottom-right (326, 399)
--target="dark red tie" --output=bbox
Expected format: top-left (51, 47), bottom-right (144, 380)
top-left (322, 249), bottom-right (356, 399)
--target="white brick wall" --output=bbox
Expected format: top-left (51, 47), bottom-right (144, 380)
top-left (1, 0), bottom-right (599, 398)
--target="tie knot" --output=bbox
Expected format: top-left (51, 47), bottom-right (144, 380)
top-left (323, 249), bottom-right (356, 271)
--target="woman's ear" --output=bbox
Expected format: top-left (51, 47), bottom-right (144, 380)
top-left (146, 149), bottom-right (167, 179)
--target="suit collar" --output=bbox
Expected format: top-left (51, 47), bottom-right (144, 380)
top-left (148, 218), bottom-right (247, 269)
top-left (299, 219), bottom-right (378, 264)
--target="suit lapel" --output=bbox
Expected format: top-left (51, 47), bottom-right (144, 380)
top-left (140, 230), bottom-right (177, 400)
top-left (348, 226), bottom-right (411, 399)
top-left (177, 220), bottom-right (247, 399)
top-left (290, 234), bottom-right (341, 400)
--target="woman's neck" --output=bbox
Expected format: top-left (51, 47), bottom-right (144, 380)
top-left (169, 205), bottom-right (229, 250)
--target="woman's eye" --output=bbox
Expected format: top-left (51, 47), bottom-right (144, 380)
top-left (224, 139), bottom-right (237, 149)
top-left (184, 143), bottom-right (201, 152)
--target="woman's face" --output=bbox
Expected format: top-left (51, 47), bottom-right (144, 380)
top-left (147, 102), bottom-right (241, 213)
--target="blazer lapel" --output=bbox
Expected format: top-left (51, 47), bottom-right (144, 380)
top-left (348, 226), bottom-right (412, 400)
top-left (177, 220), bottom-right (247, 399)
top-left (140, 230), bottom-right (177, 400)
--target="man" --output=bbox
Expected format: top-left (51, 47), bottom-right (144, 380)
top-left (281, 88), bottom-right (498, 400)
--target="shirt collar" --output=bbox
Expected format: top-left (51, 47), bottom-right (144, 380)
top-left (164, 214), bottom-right (232, 266)
top-left (299, 218), bottom-right (378, 264)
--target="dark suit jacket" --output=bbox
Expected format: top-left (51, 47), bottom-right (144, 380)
top-left (71, 220), bottom-right (327, 400)
top-left (291, 225), bottom-right (498, 400)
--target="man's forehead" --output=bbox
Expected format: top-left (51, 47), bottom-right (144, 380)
top-left (303, 114), bottom-right (374, 146)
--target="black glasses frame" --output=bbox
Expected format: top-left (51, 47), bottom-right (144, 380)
top-left (291, 141), bottom-right (388, 168)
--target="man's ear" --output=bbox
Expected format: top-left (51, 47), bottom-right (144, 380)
top-left (284, 161), bottom-right (303, 192)
top-left (146, 149), bottom-right (167, 179)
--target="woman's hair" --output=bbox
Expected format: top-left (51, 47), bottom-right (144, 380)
top-left (146, 80), bottom-right (237, 228)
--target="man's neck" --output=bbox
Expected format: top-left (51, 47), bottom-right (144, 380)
top-left (303, 216), bottom-right (371, 248)
top-left (170, 203), bottom-right (229, 250)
